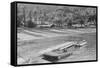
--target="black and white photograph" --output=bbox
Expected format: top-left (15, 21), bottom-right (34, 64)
top-left (16, 2), bottom-right (97, 65)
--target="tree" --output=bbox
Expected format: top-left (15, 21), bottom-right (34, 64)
top-left (67, 20), bottom-right (73, 28)
top-left (22, 6), bottom-right (26, 27)
top-left (26, 10), bottom-right (37, 28)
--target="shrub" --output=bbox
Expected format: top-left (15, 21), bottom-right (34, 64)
top-left (26, 20), bottom-right (37, 28)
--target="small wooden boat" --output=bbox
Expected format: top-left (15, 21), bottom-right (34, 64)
top-left (41, 40), bottom-right (87, 62)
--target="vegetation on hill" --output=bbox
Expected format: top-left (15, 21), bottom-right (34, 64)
top-left (17, 4), bottom-right (97, 28)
